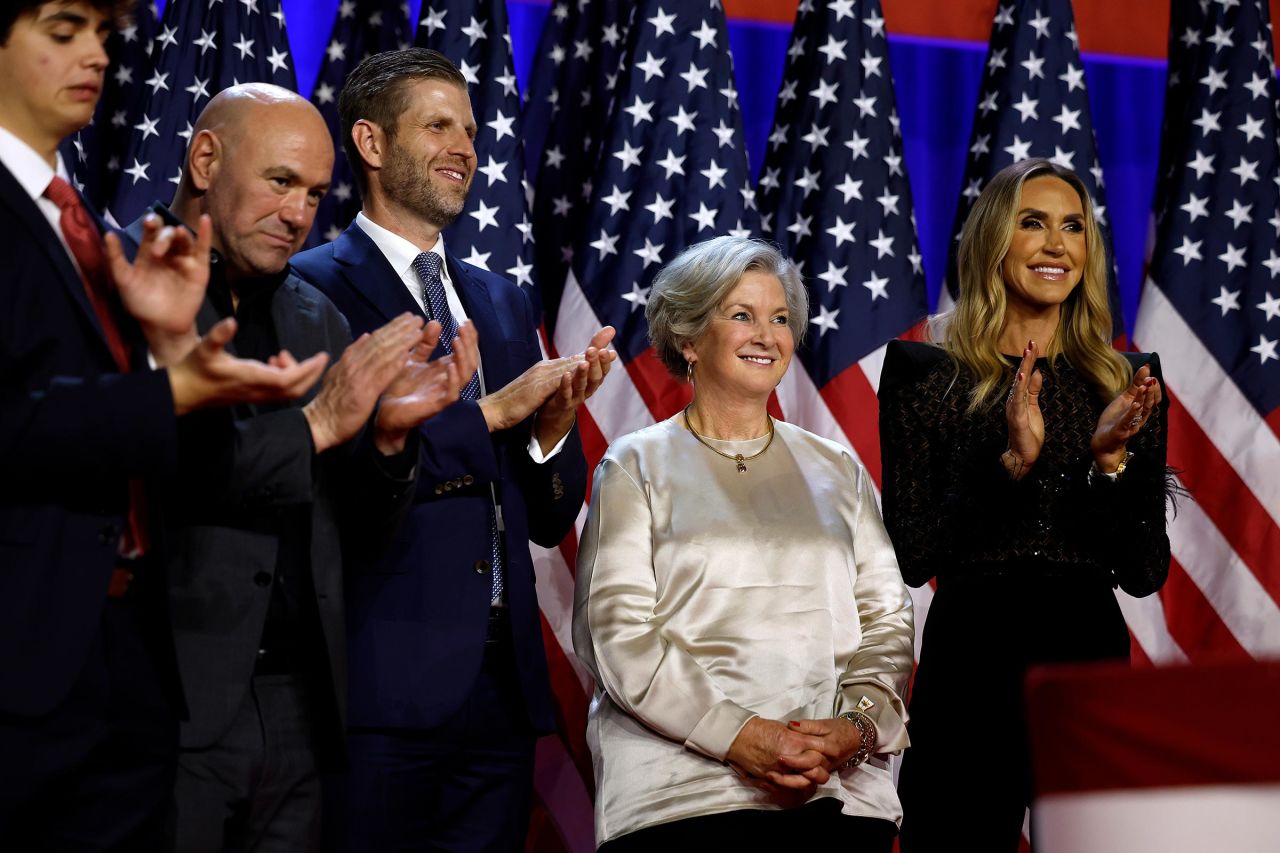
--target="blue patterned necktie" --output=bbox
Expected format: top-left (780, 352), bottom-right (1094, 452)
top-left (412, 251), bottom-right (503, 603)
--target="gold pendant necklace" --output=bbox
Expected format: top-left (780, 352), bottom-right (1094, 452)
top-left (682, 404), bottom-right (775, 473)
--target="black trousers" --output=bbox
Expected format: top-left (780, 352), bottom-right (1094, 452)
top-left (172, 674), bottom-right (322, 853)
top-left (325, 640), bottom-right (536, 852)
top-left (0, 595), bottom-right (178, 852)
top-left (897, 573), bottom-right (1130, 853)
top-left (599, 798), bottom-right (898, 852)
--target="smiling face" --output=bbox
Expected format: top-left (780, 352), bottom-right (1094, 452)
top-left (1000, 175), bottom-right (1087, 318)
top-left (203, 100), bottom-right (334, 281)
top-left (0, 2), bottom-right (111, 157)
top-left (682, 270), bottom-right (795, 404)
top-left (379, 78), bottom-right (477, 229)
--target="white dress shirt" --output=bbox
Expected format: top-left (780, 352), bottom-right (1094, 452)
top-left (0, 126), bottom-right (79, 271)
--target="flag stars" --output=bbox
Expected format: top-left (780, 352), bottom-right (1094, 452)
top-left (636, 51), bottom-right (665, 81)
top-left (185, 77), bottom-right (210, 101)
top-left (669, 105), bottom-right (698, 135)
top-left (234, 35), bottom-right (256, 60)
top-left (835, 174), bottom-right (863, 203)
top-left (978, 91), bottom-right (999, 115)
top-left (1259, 291), bottom-right (1280, 319)
top-left (1250, 335), bottom-right (1278, 364)
top-left (1020, 52), bottom-right (1045, 80)
top-left (470, 201), bottom-right (500, 231)
top-left (648, 7), bottom-right (677, 37)
top-left (1180, 193), bottom-right (1209, 221)
top-left (267, 47), bottom-right (289, 73)
top-left (1218, 242), bottom-right (1247, 273)
top-left (869, 229), bottom-right (895, 258)
top-left (506, 258), bottom-right (533, 289)
top-left (1265, 252), bottom-right (1280, 280)
top-left (145, 69), bottom-right (169, 94)
top-left (680, 64), bottom-right (709, 92)
top-left (691, 19), bottom-right (717, 49)
top-left (193, 28), bottom-right (216, 54)
top-left (801, 123), bottom-right (829, 150)
top-left (1059, 64), bottom-right (1085, 92)
top-left (314, 82), bottom-right (335, 104)
top-left (621, 282), bottom-right (650, 311)
top-left (1245, 72), bottom-right (1271, 100)
top-left (876, 188), bottom-right (900, 216)
top-left (1231, 156), bottom-right (1259, 185)
top-left (1187, 150), bottom-right (1215, 178)
top-left (787, 213), bottom-right (813, 239)
top-left (1225, 199), bottom-right (1253, 229)
top-left (862, 272), bottom-right (890, 300)
top-left (1200, 66), bottom-right (1227, 94)
top-left (712, 119), bottom-right (735, 148)
top-left (486, 111), bottom-right (515, 141)
top-left (1238, 114), bottom-right (1265, 143)
top-left (825, 216), bottom-right (855, 247)
top-left (860, 55), bottom-right (883, 78)
top-left (624, 96), bottom-right (654, 125)
top-left (332, 183), bottom-right (352, 202)
top-left (845, 130), bottom-right (870, 160)
top-left (476, 156), bottom-right (508, 187)
top-left (613, 140), bottom-right (642, 170)
top-left (645, 194), bottom-right (675, 223)
top-left (634, 238), bottom-right (664, 268)
top-left (812, 304), bottom-right (840, 336)
top-left (124, 158), bottom-right (150, 185)
top-left (1172, 236), bottom-right (1202, 265)
top-left (545, 146), bottom-right (565, 169)
top-left (862, 6), bottom-right (885, 35)
top-left (1027, 11), bottom-right (1052, 38)
top-left (134, 115), bottom-right (160, 141)
top-left (460, 16), bottom-right (487, 45)
top-left (1210, 287), bottom-right (1241, 315)
top-left (818, 261), bottom-right (848, 291)
top-left (810, 78), bottom-right (839, 108)
top-left (1206, 25), bottom-right (1234, 51)
top-left (590, 229), bottom-right (619, 258)
top-left (700, 160), bottom-right (728, 189)
top-left (600, 185), bottom-right (631, 215)
top-left (689, 202), bottom-right (717, 232)
top-left (817, 35), bottom-right (847, 64)
top-left (1012, 92), bottom-right (1039, 123)
top-left (656, 149), bottom-right (686, 179)
top-left (852, 93), bottom-right (877, 117)
top-left (1192, 108), bottom-right (1221, 134)
top-left (420, 8), bottom-right (446, 34)
top-left (156, 23), bottom-right (178, 49)
top-left (1053, 105), bottom-right (1081, 133)
top-left (794, 166), bottom-right (821, 196)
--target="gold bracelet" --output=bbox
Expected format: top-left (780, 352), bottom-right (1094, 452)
top-left (838, 710), bottom-right (877, 768)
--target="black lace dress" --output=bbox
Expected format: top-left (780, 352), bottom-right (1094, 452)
top-left (878, 339), bottom-right (1171, 851)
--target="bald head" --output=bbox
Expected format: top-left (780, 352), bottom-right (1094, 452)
top-left (173, 82), bottom-right (334, 282)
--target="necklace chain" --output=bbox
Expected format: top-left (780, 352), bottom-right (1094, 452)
top-left (682, 405), bottom-right (775, 473)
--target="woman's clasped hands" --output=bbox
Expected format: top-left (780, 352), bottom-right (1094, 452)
top-left (725, 715), bottom-right (864, 800)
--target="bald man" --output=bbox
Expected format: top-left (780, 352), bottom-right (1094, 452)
top-left (125, 84), bottom-right (476, 852)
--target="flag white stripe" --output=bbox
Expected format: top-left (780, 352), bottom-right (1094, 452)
top-left (1134, 278), bottom-right (1280, 527)
top-left (1113, 590), bottom-right (1189, 665)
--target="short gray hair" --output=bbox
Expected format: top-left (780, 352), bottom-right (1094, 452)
top-left (645, 236), bottom-right (808, 380)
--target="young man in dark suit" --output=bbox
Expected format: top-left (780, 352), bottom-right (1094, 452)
top-left (137, 82), bottom-right (476, 852)
top-left (0, 3), bottom-right (330, 849)
top-left (290, 48), bottom-right (614, 851)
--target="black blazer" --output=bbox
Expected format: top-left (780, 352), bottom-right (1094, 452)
top-left (0, 161), bottom-right (179, 717)
top-left (291, 223), bottom-right (586, 734)
top-left (123, 214), bottom-right (418, 756)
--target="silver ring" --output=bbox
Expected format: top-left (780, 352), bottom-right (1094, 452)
top-left (1129, 415), bottom-right (1142, 429)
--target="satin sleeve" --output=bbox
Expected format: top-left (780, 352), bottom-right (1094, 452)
top-left (836, 460), bottom-right (915, 754)
top-left (573, 458), bottom-right (756, 761)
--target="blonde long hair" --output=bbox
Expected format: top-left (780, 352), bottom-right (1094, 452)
top-left (942, 159), bottom-right (1130, 412)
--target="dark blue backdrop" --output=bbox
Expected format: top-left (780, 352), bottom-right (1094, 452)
top-left (258, 0), bottom-right (1166, 331)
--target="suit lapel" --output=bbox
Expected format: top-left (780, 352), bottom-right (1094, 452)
top-left (446, 252), bottom-right (507, 389)
top-left (0, 162), bottom-right (114, 363)
top-left (332, 223), bottom-right (426, 323)
top-left (271, 276), bottom-right (323, 360)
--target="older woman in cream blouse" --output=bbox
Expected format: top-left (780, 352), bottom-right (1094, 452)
top-left (572, 236), bottom-right (914, 850)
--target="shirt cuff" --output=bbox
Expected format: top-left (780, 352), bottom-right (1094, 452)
top-left (527, 416), bottom-right (571, 462)
top-left (147, 350), bottom-right (158, 370)
top-left (684, 699), bottom-right (757, 761)
top-left (840, 684), bottom-right (910, 755)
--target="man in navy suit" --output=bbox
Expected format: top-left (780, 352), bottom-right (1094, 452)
top-left (0, 2), bottom-right (329, 849)
top-left (291, 48), bottom-right (614, 851)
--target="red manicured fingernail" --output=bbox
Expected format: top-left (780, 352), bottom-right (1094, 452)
top-left (1028, 339), bottom-right (1034, 349)
top-left (787, 721), bottom-right (799, 728)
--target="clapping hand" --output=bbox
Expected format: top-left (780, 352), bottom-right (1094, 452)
top-left (1003, 339), bottom-right (1044, 480)
top-left (374, 321), bottom-right (480, 454)
top-left (1091, 363), bottom-right (1160, 473)
top-left (533, 326), bottom-right (618, 454)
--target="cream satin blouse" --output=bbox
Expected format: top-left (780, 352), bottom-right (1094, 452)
top-left (573, 416), bottom-right (914, 844)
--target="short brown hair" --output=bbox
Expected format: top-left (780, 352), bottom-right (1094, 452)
top-left (337, 48), bottom-right (468, 197)
top-left (0, 0), bottom-right (132, 45)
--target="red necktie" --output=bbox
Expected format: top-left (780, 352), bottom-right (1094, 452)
top-left (44, 176), bottom-right (149, 557)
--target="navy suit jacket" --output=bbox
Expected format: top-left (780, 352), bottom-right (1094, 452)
top-left (291, 223), bottom-right (585, 734)
top-left (0, 160), bottom-right (179, 717)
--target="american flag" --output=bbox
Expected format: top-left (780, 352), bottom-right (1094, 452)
top-left (943, 0), bottom-right (1123, 337)
top-left (62, 0), bottom-right (159, 211)
top-left (108, 0), bottom-right (297, 225)
top-left (1130, 0), bottom-right (1280, 662)
top-left (522, 1), bottom-right (633, 337)
top-left (756, 0), bottom-right (929, 489)
top-left (414, 0), bottom-right (535, 294)
top-left (305, 0), bottom-right (412, 248)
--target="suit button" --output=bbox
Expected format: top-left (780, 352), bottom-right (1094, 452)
top-left (254, 571), bottom-right (272, 587)
top-left (462, 474), bottom-right (474, 486)
top-left (474, 559), bottom-right (490, 574)
top-left (97, 524), bottom-right (118, 545)
top-left (434, 485), bottom-right (444, 495)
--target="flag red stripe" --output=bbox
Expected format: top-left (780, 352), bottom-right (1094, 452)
top-left (819, 363), bottom-right (883, 487)
top-left (1160, 558), bottom-right (1252, 662)
top-left (540, 612), bottom-right (595, 795)
top-left (1165, 391), bottom-right (1280, 606)
top-left (622, 346), bottom-right (692, 423)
